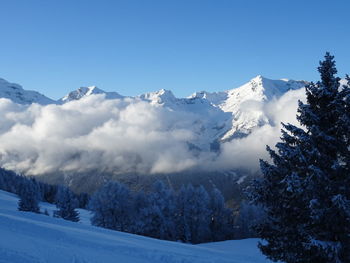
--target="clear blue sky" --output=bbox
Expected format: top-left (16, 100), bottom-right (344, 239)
top-left (0, 0), bottom-right (349, 99)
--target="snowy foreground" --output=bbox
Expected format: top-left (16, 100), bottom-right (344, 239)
top-left (0, 190), bottom-right (270, 263)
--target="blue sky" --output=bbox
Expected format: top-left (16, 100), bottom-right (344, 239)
top-left (0, 0), bottom-right (349, 99)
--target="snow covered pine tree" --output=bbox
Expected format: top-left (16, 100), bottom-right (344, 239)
top-left (18, 178), bottom-right (40, 213)
top-left (54, 186), bottom-right (80, 222)
top-left (250, 53), bottom-right (350, 263)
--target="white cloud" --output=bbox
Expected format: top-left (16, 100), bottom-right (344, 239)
top-left (204, 88), bottom-right (306, 172)
top-left (0, 89), bottom-right (306, 176)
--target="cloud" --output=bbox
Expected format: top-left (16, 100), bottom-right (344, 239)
top-left (197, 88), bottom-right (306, 172)
top-left (0, 89), bottom-right (306, 176)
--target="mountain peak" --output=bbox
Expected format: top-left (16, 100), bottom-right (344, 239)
top-left (251, 74), bottom-right (264, 81)
top-left (60, 86), bottom-right (100, 103)
top-left (139, 89), bottom-right (176, 105)
top-left (0, 78), bottom-right (55, 105)
top-left (59, 86), bottom-right (123, 103)
top-left (238, 75), bottom-right (307, 99)
top-left (79, 86), bottom-right (105, 96)
top-left (156, 88), bottom-right (175, 97)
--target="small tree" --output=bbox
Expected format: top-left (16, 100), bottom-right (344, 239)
top-left (18, 179), bottom-right (40, 213)
top-left (250, 53), bottom-right (350, 263)
top-left (54, 186), bottom-right (79, 222)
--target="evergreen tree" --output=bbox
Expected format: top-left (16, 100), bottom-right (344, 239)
top-left (234, 201), bottom-right (265, 239)
top-left (0, 172), bottom-right (5, 190)
top-left (89, 182), bottom-right (132, 232)
top-left (77, 192), bottom-right (90, 209)
top-left (54, 186), bottom-right (80, 222)
top-left (18, 179), bottom-right (40, 213)
top-left (250, 53), bottom-right (350, 263)
top-left (41, 183), bottom-right (58, 204)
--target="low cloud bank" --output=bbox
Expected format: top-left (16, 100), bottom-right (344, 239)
top-left (0, 89), bottom-right (306, 176)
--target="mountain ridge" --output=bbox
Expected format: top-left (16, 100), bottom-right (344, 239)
top-left (59, 86), bottom-right (124, 103)
top-left (0, 75), bottom-right (308, 142)
top-left (0, 75), bottom-right (307, 105)
top-left (0, 78), bottom-right (56, 105)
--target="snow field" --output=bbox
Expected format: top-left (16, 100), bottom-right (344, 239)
top-left (0, 190), bottom-right (271, 263)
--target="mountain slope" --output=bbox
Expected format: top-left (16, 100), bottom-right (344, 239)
top-left (0, 78), bottom-right (55, 105)
top-left (0, 190), bottom-right (270, 263)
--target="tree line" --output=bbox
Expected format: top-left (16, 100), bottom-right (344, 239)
top-left (0, 168), bottom-right (88, 221)
top-left (0, 168), bottom-right (264, 243)
top-left (89, 180), bottom-right (235, 243)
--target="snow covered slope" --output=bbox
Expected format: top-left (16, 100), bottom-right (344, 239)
top-left (0, 78), bottom-right (55, 105)
top-left (0, 190), bottom-right (270, 263)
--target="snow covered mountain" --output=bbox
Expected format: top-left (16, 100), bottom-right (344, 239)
top-left (138, 88), bottom-right (178, 106)
top-left (131, 75), bottom-right (307, 143)
top-left (0, 75), bottom-right (307, 144)
top-left (189, 75), bottom-right (307, 139)
top-left (59, 86), bottom-right (124, 103)
top-left (0, 75), bottom-right (311, 179)
top-left (0, 78), bottom-right (55, 105)
top-left (134, 76), bottom-right (307, 142)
